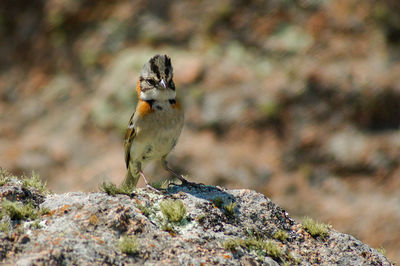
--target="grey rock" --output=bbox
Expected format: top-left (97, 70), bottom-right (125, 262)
top-left (0, 181), bottom-right (393, 265)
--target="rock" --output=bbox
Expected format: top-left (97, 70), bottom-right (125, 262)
top-left (0, 176), bottom-right (392, 265)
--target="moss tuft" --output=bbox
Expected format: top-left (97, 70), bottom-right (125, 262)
top-left (39, 207), bottom-right (51, 216)
top-left (161, 223), bottom-right (175, 234)
top-left (302, 217), bottom-right (330, 239)
top-left (223, 201), bottom-right (237, 217)
top-left (273, 230), bottom-right (289, 241)
top-left (196, 214), bottom-right (206, 224)
top-left (0, 168), bottom-right (12, 186)
top-left (100, 182), bottom-right (132, 196)
top-left (137, 204), bottom-right (151, 217)
top-left (0, 220), bottom-right (11, 233)
top-left (159, 199), bottom-right (186, 223)
top-left (223, 237), bottom-right (283, 259)
top-left (377, 246), bottom-right (386, 256)
top-left (1, 200), bottom-right (38, 220)
top-left (118, 235), bottom-right (139, 255)
top-left (21, 172), bottom-right (49, 194)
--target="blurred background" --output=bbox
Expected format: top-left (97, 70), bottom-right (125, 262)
top-left (0, 0), bottom-right (399, 261)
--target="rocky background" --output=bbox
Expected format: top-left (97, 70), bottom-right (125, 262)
top-left (0, 0), bottom-right (399, 261)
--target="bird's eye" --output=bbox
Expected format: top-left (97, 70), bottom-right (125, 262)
top-left (147, 79), bottom-right (156, 86)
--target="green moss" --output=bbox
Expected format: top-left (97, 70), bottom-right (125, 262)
top-left (39, 207), bottom-right (51, 216)
top-left (161, 223), bottom-right (175, 234)
top-left (212, 197), bottom-right (224, 208)
top-left (377, 246), bottom-right (386, 256)
top-left (0, 168), bottom-right (11, 186)
top-left (118, 235), bottom-right (138, 255)
top-left (159, 199), bottom-right (186, 223)
top-left (21, 172), bottom-right (49, 194)
top-left (100, 182), bottom-right (132, 196)
top-left (30, 220), bottom-right (42, 229)
top-left (137, 204), bottom-right (151, 217)
top-left (302, 217), bottom-right (330, 239)
top-left (223, 237), bottom-right (283, 259)
top-left (223, 201), bottom-right (237, 217)
top-left (0, 220), bottom-right (10, 233)
top-left (1, 200), bottom-right (38, 220)
top-left (196, 214), bottom-right (206, 224)
top-left (273, 230), bottom-right (289, 241)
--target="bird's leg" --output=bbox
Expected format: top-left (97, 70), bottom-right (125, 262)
top-left (136, 163), bottom-right (163, 192)
top-left (161, 156), bottom-right (202, 187)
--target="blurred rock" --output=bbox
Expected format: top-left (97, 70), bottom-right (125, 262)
top-left (17, 150), bottom-right (54, 173)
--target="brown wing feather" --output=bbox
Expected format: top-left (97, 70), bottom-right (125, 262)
top-left (124, 112), bottom-right (136, 169)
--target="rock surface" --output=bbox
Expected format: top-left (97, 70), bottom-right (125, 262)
top-left (0, 177), bottom-right (392, 265)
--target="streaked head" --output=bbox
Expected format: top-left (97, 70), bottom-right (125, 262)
top-left (138, 54), bottom-right (176, 100)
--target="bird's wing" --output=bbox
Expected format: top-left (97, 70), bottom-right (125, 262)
top-left (124, 111), bottom-right (136, 169)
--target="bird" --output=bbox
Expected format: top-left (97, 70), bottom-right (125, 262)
top-left (121, 54), bottom-right (190, 190)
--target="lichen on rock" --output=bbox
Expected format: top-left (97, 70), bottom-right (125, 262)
top-left (0, 174), bottom-right (393, 265)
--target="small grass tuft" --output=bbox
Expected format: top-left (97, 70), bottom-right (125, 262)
top-left (377, 246), bottom-right (386, 256)
top-left (0, 220), bottom-right (11, 233)
top-left (223, 201), bottom-right (237, 217)
top-left (212, 197), bottom-right (224, 208)
top-left (118, 235), bottom-right (138, 255)
top-left (39, 207), bottom-right (51, 216)
top-left (21, 172), bottom-right (48, 194)
top-left (159, 199), bottom-right (186, 223)
top-left (100, 182), bottom-right (132, 196)
top-left (1, 200), bottom-right (38, 220)
top-left (137, 204), bottom-right (151, 217)
top-left (302, 217), bottom-right (330, 239)
top-left (196, 214), bottom-right (206, 224)
top-left (0, 168), bottom-right (12, 186)
top-left (30, 220), bottom-right (42, 229)
top-left (223, 237), bottom-right (283, 259)
top-left (161, 223), bottom-right (175, 234)
top-left (273, 230), bottom-right (289, 241)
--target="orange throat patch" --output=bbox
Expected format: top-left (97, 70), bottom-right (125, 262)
top-left (137, 100), bottom-right (153, 117)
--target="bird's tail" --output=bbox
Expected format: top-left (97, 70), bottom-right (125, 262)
top-left (121, 167), bottom-right (140, 189)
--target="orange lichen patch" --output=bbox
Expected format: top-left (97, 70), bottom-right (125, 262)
top-left (93, 237), bottom-right (105, 244)
top-left (223, 254), bottom-right (231, 259)
top-left (137, 100), bottom-right (153, 116)
top-left (44, 209), bottom-right (56, 217)
top-left (52, 238), bottom-right (62, 245)
top-left (75, 214), bottom-right (82, 219)
top-left (57, 204), bottom-right (71, 215)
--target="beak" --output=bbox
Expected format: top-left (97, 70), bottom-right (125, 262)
top-left (160, 79), bottom-right (167, 89)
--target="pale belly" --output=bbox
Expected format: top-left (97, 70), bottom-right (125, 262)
top-left (130, 102), bottom-right (183, 163)
top-left (130, 130), bottom-right (180, 162)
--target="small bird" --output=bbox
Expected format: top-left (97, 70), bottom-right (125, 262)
top-left (122, 54), bottom-right (190, 190)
